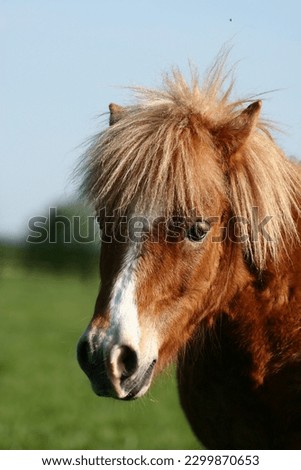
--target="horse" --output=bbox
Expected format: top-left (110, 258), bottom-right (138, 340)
top-left (76, 55), bottom-right (301, 449)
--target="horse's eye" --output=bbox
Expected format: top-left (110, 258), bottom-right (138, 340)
top-left (186, 221), bottom-right (210, 242)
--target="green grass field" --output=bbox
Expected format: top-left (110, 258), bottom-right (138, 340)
top-left (0, 267), bottom-right (200, 449)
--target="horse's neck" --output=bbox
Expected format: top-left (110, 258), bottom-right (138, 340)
top-left (220, 238), bottom-right (301, 385)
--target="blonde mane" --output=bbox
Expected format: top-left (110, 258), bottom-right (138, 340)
top-left (81, 55), bottom-right (301, 269)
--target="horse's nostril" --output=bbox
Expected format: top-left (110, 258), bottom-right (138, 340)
top-left (77, 337), bottom-right (91, 371)
top-left (117, 345), bottom-right (138, 379)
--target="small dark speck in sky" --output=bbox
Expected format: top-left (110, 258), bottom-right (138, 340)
top-left (229, 18), bottom-right (232, 22)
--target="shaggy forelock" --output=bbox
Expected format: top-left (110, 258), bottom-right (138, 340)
top-left (80, 53), bottom-right (301, 269)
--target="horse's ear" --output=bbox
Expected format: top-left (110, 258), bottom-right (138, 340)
top-left (215, 100), bottom-right (262, 155)
top-left (109, 103), bottom-right (126, 126)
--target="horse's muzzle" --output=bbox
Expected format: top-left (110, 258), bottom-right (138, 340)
top-left (77, 333), bottom-right (157, 400)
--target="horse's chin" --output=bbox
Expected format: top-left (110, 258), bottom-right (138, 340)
top-left (92, 378), bottom-right (152, 401)
top-left (121, 382), bottom-right (151, 401)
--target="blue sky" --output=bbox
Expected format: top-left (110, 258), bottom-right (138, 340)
top-left (1, 0), bottom-right (301, 238)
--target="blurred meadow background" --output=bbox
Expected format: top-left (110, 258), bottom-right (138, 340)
top-left (1, 0), bottom-right (301, 450)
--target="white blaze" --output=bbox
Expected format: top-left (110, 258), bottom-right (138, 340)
top-left (108, 247), bottom-right (141, 349)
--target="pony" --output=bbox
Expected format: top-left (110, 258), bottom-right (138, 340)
top-left (76, 54), bottom-right (301, 449)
